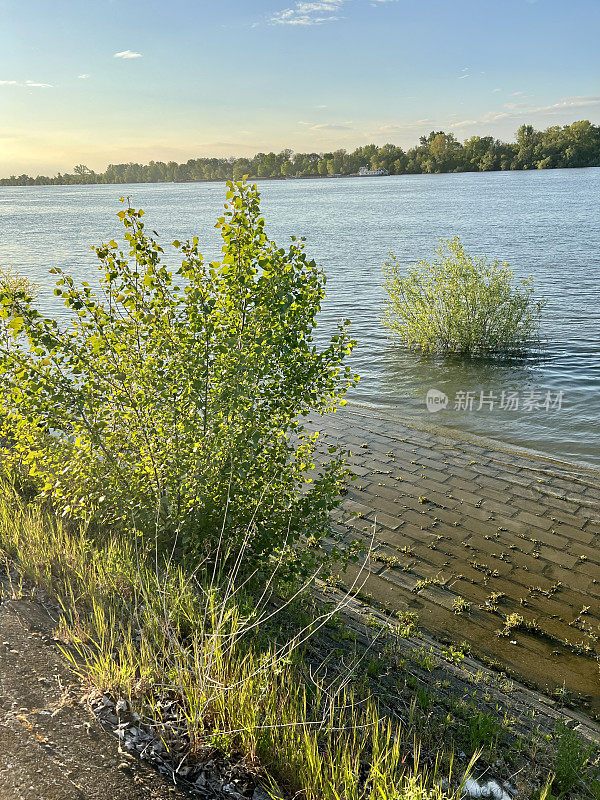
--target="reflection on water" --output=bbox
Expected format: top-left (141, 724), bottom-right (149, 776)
top-left (372, 340), bottom-right (600, 467)
top-left (384, 342), bottom-right (554, 411)
top-left (0, 168), bottom-right (599, 466)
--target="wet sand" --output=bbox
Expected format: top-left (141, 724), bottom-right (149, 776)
top-left (315, 404), bottom-right (600, 716)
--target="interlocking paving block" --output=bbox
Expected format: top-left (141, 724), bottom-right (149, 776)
top-left (310, 404), bottom-right (600, 716)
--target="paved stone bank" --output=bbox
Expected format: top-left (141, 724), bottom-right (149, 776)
top-left (315, 404), bottom-right (600, 715)
top-left (312, 584), bottom-right (600, 746)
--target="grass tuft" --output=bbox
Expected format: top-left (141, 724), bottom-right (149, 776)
top-left (0, 485), bottom-right (470, 799)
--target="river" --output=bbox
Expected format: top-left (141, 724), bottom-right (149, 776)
top-left (1, 168), bottom-right (598, 467)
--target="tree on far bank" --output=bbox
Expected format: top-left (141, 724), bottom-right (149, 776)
top-left (3, 121), bottom-right (599, 186)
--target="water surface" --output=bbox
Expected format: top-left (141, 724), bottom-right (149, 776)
top-left (1, 169), bottom-right (598, 466)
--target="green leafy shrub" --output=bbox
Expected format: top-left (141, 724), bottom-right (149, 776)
top-left (0, 180), bottom-right (356, 577)
top-left (383, 236), bottom-right (545, 354)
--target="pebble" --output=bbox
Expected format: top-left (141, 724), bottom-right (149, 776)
top-left (115, 698), bottom-right (129, 714)
top-left (463, 778), bottom-right (512, 800)
top-left (252, 788), bottom-right (273, 800)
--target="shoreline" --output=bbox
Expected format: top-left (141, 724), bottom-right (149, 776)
top-left (2, 164), bottom-right (599, 188)
top-left (345, 399), bottom-right (600, 477)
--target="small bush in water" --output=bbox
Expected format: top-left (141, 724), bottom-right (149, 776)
top-left (383, 236), bottom-right (544, 354)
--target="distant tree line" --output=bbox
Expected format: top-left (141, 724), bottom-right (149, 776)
top-left (2, 121), bottom-right (599, 186)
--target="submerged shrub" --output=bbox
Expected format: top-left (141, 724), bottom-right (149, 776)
top-left (0, 268), bottom-right (39, 458)
top-left (0, 180), bottom-right (356, 578)
top-left (0, 266), bottom-right (39, 299)
top-left (383, 237), bottom-right (545, 354)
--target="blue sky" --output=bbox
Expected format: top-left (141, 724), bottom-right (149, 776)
top-left (1, 0), bottom-right (598, 175)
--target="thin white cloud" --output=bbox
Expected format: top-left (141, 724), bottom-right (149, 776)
top-left (481, 111), bottom-right (511, 122)
top-left (299, 120), bottom-right (353, 130)
top-left (532, 95), bottom-right (600, 113)
top-left (269, 0), bottom-right (397, 25)
top-left (450, 94), bottom-right (600, 129)
top-left (1, 79), bottom-right (53, 88)
top-left (114, 50), bottom-right (143, 59)
top-left (495, 95), bottom-right (599, 117)
top-left (309, 122), bottom-right (353, 130)
top-left (78, 74), bottom-right (90, 80)
top-left (270, 0), bottom-right (346, 26)
top-left (365, 120), bottom-right (432, 136)
top-left (458, 74), bottom-right (470, 80)
top-left (492, 88), bottom-right (502, 93)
